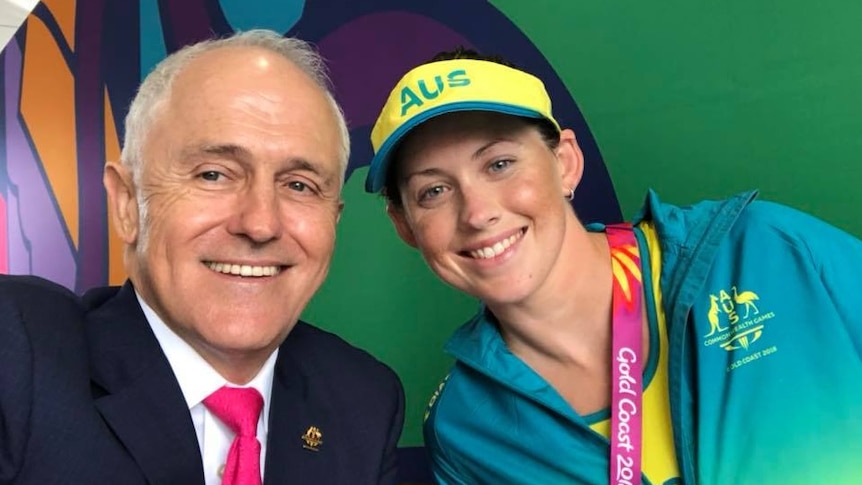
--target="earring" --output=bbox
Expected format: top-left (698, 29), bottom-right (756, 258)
top-left (566, 187), bottom-right (575, 201)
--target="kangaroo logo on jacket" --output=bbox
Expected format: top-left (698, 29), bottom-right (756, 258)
top-left (301, 426), bottom-right (323, 451)
top-left (702, 285), bottom-right (778, 371)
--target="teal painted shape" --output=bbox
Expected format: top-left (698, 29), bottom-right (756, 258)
top-left (219, 0), bottom-right (304, 33)
top-left (140, 0), bottom-right (167, 78)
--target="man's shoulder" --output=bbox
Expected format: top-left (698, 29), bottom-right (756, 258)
top-left (0, 273), bottom-right (81, 305)
top-left (81, 284), bottom-right (125, 312)
top-left (0, 275), bottom-right (90, 434)
top-left (0, 274), bottom-right (85, 332)
top-left (283, 321), bottom-right (400, 385)
top-left (285, 321), bottom-right (396, 370)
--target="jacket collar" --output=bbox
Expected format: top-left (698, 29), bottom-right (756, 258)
top-left (444, 311), bottom-right (583, 423)
top-left (85, 281), bottom-right (205, 484)
top-left (632, 189), bottom-right (758, 326)
top-left (264, 322), bottom-right (342, 483)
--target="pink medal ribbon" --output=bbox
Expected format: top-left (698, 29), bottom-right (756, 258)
top-left (606, 223), bottom-right (644, 485)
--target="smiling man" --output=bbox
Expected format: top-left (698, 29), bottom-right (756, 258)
top-left (0, 30), bottom-right (404, 485)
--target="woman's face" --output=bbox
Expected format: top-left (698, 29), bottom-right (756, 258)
top-left (388, 111), bottom-right (583, 307)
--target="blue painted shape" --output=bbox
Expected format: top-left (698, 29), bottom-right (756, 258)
top-left (218, 0), bottom-right (304, 33)
top-left (140, 0), bottom-right (167, 78)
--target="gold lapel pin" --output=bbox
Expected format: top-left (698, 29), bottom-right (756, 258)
top-left (301, 426), bottom-right (323, 451)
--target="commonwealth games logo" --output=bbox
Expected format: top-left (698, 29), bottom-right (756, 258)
top-left (703, 286), bottom-right (775, 351)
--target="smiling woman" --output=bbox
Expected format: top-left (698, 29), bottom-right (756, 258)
top-left (364, 48), bottom-right (862, 485)
top-left (386, 110), bottom-right (579, 309)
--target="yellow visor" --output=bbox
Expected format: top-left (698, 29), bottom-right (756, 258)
top-left (365, 58), bottom-right (560, 192)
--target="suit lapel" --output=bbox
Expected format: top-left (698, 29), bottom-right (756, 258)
top-left (263, 336), bottom-right (338, 485)
top-left (87, 282), bottom-right (204, 485)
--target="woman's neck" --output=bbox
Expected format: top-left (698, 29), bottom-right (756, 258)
top-left (491, 225), bottom-right (614, 369)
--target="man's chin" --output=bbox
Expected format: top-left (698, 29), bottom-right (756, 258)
top-left (208, 320), bottom-right (295, 350)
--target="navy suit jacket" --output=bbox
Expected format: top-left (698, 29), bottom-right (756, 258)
top-left (0, 275), bottom-right (404, 484)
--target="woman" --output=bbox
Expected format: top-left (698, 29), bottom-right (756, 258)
top-left (365, 51), bottom-right (862, 484)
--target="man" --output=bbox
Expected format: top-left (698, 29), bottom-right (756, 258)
top-left (0, 30), bottom-right (404, 485)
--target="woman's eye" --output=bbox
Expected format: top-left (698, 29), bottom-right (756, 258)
top-left (490, 159), bottom-right (512, 172)
top-left (419, 185), bottom-right (447, 201)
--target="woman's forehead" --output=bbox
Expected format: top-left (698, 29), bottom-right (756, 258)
top-left (403, 112), bottom-right (531, 150)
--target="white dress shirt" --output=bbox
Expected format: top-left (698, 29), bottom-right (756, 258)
top-left (138, 292), bottom-right (278, 485)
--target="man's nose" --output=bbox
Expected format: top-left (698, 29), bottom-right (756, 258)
top-left (229, 185), bottom-right (283, 243)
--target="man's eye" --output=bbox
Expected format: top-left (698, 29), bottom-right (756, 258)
top-left (200, 171), bottom-right (223, 181)
top-left (288, 181), bottom-right (308, 192)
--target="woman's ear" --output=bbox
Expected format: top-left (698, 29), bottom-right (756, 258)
top-left (556, 128), bottom-right (585, 196)
top-left (103, 162), bottom-right (140, 245)
top-left (386, 203), bottom-right (418, 248)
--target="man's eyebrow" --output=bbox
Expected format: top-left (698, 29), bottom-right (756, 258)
top-left (179, 143), bottom-right (252, 162)
top-left (283, 158), bottom-right (340, 188)
top-left (284, 157), bottom-right (320, 174)
top-left (184, 144), bottom-right (339, 187)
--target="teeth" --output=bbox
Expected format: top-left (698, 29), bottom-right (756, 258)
top-left (470, 231), bottom-right (523, 259)
top-left (205, 262), bottom-right (281, 277)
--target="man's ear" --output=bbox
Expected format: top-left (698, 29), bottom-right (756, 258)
top-left (556, 128), bottom-right (585, 196)
top-left (386, 203), bottom-right (418, 248)
top-left (103, 162), bottom-right (139, 244)
top-left (336, 200), bottom-right (345, 224)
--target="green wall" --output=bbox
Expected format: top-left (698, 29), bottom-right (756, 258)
top-left (491, 0), bottom-right (862, 234)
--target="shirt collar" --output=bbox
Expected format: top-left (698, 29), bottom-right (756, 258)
top-left (137, 291), bottom-right (278, 431)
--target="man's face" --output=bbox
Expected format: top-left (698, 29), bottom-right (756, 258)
top-left (124, 46), bottom-right (343, 375)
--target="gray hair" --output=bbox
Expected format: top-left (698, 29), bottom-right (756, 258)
top-left (121, 29), bottom-right (351, 186)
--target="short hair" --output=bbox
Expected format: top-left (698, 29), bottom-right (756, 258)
top-left (121, 29), bottom-right (351, 187)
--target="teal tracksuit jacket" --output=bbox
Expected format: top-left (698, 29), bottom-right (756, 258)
top-left (423, 190), bottom-right (862, 484)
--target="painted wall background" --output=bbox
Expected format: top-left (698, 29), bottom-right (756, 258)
top-left (1, 0), bottom-right (859, 482)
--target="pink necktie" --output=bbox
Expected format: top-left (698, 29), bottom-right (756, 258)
top-left (203, 386), bottom-right (264, 485)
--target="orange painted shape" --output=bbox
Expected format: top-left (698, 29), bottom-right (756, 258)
top-left (20, 17), bottom-right (79, 248)
top-left (104, 87), bottom-right (128, 285)
top-left (41, 0), bottom-right (77, 51)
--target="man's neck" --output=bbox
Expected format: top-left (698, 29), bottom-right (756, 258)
top-left (202, 347), bottom-right (275, 385)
